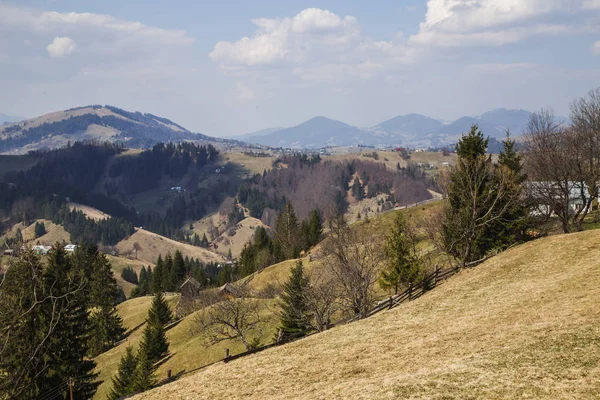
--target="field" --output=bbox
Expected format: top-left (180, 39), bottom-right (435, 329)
top-left (106, 255), bottom-right (149, 297)
top-left (0, 219), bottom-right (70, 245)
top-left (93, 295), bottom-right (278, 400)
top-left (68, 202), bottom-right (111, 221)
top-left (324, 150), bottom-right (457, 171)
top-left (115, 228), bottom-right (225, 265)
top-left (134, 229), bottom-right (600, 400)
top-left (224, 152), bottom-right (276, 175)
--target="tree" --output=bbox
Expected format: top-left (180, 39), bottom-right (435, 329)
top-left (43, 244), bottom-right (99, 399)
top-left (14, 227), bottom-right (22, 244)
top-left (321, 214), bottom-right (383, 318)
top-left (34, 221), bottom-right (46, 238)
top-left (131, 346), bottom-right (156, 392)
top-left (194, 283), bottom-right (263, 351)
top-left (380, 212), bottom-right (421, 294)
top-left (278, 261), bottom-right (310, 340)
top-left (351, 177), bottom-right (364, 200)
top-left (170, 250), bottom-right (186, 290)
top-left (140, 292), bottom-right (171, 363)
top-left (152, 255), bottom-right (166, 293)
top-left (443, 125), bottom-right (522, 266)
top-left (523, 110), bottom-right (585, 232)
top-left (108, 346), bottom-right (137, 400)
top-left (0, 250), bottom-right (52, 399)
top-left (133, 242), bottom-right (142, 259)
top-left (307, 209), bottom-right (323, 247)
top-left (274, 202), bottom-right (301, 260)
top-left (304, 270), bottom-right (338, 332)
top-left (80, 246), bottom-right (125, 357)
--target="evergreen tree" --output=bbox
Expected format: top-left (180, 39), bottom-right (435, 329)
top-left (278, 261), bottom-right (311, 341)
top-left (274, 202), bottom-right (301, 260)
top-left (0, 250), bottom-right (48, 399)
top-left (44, 244), bottom-right (99, 399)
top-left (170, 250), bottom-right (186, 290)
top-left (86, 248), bottom-right (126, 356)
top-left (380, 213), bottom-right (421, 294)
top-left (140, 292), bottom-right (171, 363)
top-left (34, 221), bottom-right (46, 238)
top-left (108, 346), bottom-right (137, 400)
top-left (201, 233), bottom-right (209, 248)
top-left (14, 227), bottom-right (23, 244)
top-left (351, 177), bottom-right (364, 200)
top-left (307, 209), bottom-right (323, 247)
top-left (152, 255), bottom-right (165, 293)
top-left (131, 346), bottom-right (156, 392)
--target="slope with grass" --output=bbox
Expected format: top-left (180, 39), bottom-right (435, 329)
top-left (0, 219), bottom-right (70, 245)
top-left (93, 295), bottom-right (278, 400)
top-left (135, 230), bottom-right (600, 399)
top-left (116, 228), bottom-right (225, 265)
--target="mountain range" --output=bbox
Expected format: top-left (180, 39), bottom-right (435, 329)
top-left (0, 105), bottom-right (227, 154)
top-left (240, 108), bottom-right (568, 149)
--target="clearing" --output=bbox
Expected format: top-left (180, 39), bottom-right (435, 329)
top-left (134, 229), bottom-right (600, 400)
top-left (116, 228), bottom-right (225, 265)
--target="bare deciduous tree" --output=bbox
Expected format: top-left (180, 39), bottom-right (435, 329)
top-left (193, 283), bottom-right (264, 351)
top-left (320, 215), bottom-right (383, 319)
top-left (132, 242), bottom-right (142, 259)
top-left (304, 270), bottom-right (338, 332)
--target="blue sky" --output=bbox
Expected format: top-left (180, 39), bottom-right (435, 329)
top-left (1, 1), bottom-right (599, 136)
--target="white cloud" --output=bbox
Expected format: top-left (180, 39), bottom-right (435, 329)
top-left (47, 36), bottom-right (76, 57)
top-left (409, 0), bottom-right (592, 47)
top-left (209, 8), bottom-right (399, 69)
top-left (593, 40), bottom-right (600, 55)
top-left (583, 0), bottom-right (600, 9)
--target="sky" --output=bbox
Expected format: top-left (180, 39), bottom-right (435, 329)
top-left (0, 0), bottom-right (599, 137)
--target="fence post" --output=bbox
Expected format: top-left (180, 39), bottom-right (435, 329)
top-left (388, 296), bottom-right (393, 310)
top-left (225, 348), bottom-right (230, 360)
top-left (167, 370), bottom-right (172, 380)
top-left (434, 265), bottom-right (440, 287)
top-left (408, 282), bottom-right (413, 301)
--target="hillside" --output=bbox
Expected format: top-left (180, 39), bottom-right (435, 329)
top-left (115, 228), bottom-right (225, 265)
top-left (0, 105), bottom-right (216, 154)
top-left (134, 230), bottom-right (600, 399)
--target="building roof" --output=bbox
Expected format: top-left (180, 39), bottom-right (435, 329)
top-left (180, 276), bottom-right (202, 289)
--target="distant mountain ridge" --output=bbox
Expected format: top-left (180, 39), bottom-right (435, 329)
top-left (0, 113), bottom-right (25, 125)
top-left (0, 105), bottom-right (221, 154)
top-left (241, 108), bottom-right (569, 149)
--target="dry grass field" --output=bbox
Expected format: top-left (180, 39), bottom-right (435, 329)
top-left (116, 228), bottom-right (225, 265)
top-left (0, 219), bottom-right (71, 245)
top-left (134, 229), bottom-right (600, 400)
top-left (106, 255), bottom-right (149, 297)
top-left (225, 152), bottom-right (276, 175)
top-left (93, 295), bottom-right (278, 400)
top-left (68, 202), bottom-right (111, 220)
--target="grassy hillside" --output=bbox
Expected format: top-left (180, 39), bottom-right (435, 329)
top-left (93, 296), bottom-right (278, 400)
top-left (0, 219), bottom-right (70, 245)
top-left (116, 228), bottom-right (225, 265)
top-left (134, 229), bottom-right (600, 400)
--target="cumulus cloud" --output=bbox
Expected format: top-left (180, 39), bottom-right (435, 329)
top-left (408, 0), bottom-right (593, 47)
top-left (47, 36), bottom-right (76, 57)
top-left (209, 8), bottom-right (399, 69)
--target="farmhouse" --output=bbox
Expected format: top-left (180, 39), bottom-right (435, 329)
top-left (180, 276), bottom-right (202, 299)
top-left (526, 181), bottom-right (599, 216)
top-left (64, 244), bottom-right (77, 252)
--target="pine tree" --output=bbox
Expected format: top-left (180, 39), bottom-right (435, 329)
top-left (274, 202), bottom-right (300, 260)
top-left (87, 250), bottom-right (125, 356)
top-left (380, 213), bottom-right (421, 294)
top-left (141, 292), bottom-right (171, 363)
top-left (164, 253), bottom-right (174, 291)
top-left (152, 255), bottom-right (165, 293)
top-left (278, 261), bottom-right (311, 341)
top-left (352, 177), bottom-right (364, 200)
top-left (131, 346), bottom-right (156, 392)
top-left (0, 250), bottom-right (49, 399)
top-left (170, 250), bottom-right (186, 290)
top-left (34, 221), bottom-right (46, 238)
top-left (109, 346), bottom-right (137, 400)
top-left (307, 209), bottom-right (323, 247)
top-left (43, 244), bottom-right (99, 399)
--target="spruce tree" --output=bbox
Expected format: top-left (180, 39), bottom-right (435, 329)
top-left (170, 250), bottom-right (186, 290)
top-left (278, 261), bottom-right (310, 341)
top-left (131, 346), bottom-right (156, 392)
top-left (87, 251), bottom-right (125, 356)
top-left (109, 346), bottom-right (138, 400)
top-left (0, 250), bottom-right (48, 399)
top-left (380, 213), bottom-right (421, 294)
top-left (141, 292), bottom-right (171, 363)
top-left (307, 209), bottom-right (323, 247)
top-left (152, 255), bottom-right (165, 293)
top-left (274, 202), bottom-right (300, 260)
top-left (44, 244), bottom-right (99, 399)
